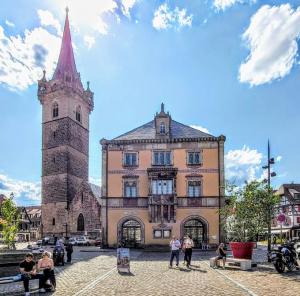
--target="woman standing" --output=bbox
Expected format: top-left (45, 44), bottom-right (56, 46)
top-left (183, 235), bottom-right (194, 268)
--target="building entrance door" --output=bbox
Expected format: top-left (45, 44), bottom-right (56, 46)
top-left (183, 219), bottom-right (205, 248)
top-left (121, 220), bottom-right (141, 248)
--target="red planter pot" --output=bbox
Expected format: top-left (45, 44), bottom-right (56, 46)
top-left (229, 242), bottom-right (255, 259)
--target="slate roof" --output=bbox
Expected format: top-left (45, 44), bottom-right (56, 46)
top-left (89, 183), bottom-right (102, 204)
top-left (113, 120), bottom-right (214, 141)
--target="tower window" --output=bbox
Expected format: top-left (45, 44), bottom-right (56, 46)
top-left (53, 157), bottom-right (56, 163)
top-left (81, 192), bottom-right (84, 203)
top-left (52, 102), bottom-right (59, 118)
top-left (76, 106), bottom-right (81, 122)
top-left (160, 122), bottom-right (166, 134)
top-left (52, 218), bottom-right (55, 225)
top-left (53, 131), bottom-right (56, 139)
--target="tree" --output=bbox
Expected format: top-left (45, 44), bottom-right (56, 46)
top-left (221, 181), bottom-right (280, 242)
top-left (0, 193), bottom-right (20, 249)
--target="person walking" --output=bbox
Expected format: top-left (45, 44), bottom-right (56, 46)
top-left (65, 238), bottom-right (73, 263)
top-left (169, 236), bottom-right (181, 268)
top-left (183, 235), bottom-right (194, 268)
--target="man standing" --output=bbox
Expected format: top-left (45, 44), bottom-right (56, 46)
top-left (65, 238), bottom-right (73, 263)
top-left (169, 236), bottom-right (181, 268)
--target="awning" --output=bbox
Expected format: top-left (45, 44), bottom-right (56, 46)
top-left (271, 229), bottom-right (290, 234)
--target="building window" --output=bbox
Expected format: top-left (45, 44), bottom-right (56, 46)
top-left (52, 218), bottom-right (55, 226)
top-left (77, 213), bottom-right (84, 231)
top-left (124, 152), bottom-right (137, 166)
top-left (152, 180), bottom-right (173, 195)
top-left (297, 217), bottom-right (300, 224)
top-left (153, 229), bottom-right (171, 239)
top-left (53, 131), bottom-right (56, 139)
top-left (81, 192), bottom-right (84, 203)
top-left (53, 157), bottom-right (56, 163)
top-left (160, 122), bottom-right (166, 134)
top-left (187, 152), bottom-right (202, 165)
top-left (153, 151), bottom-right (171, 165)
top-left (52, 102), bottom-right (59, 118)
top-left (76, 105), bottom-right (81, 122)
top-left (188, 181), bottom-right (201, 197)
top-left (124, 180), bottom-right (137, 198)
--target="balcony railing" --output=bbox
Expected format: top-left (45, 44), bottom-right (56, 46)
top-left (107, 198), bottom-right (148, 208)
top-left (177, 196), bottom-right (219, 207)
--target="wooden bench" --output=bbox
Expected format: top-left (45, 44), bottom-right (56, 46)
top-left (210, 257), bottom-right (252, 271)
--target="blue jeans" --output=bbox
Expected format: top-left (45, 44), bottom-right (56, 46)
top-left (170, 250), bottom-right (180, 266)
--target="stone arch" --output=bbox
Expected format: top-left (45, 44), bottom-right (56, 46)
top-left (117, 216), bottom-right (145, 247)
top-left (180, 215), bottom-right (209, 246)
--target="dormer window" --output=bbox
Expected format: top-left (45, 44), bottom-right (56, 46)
top-left (160, 122), bottom-right (166, 134)
top-left (76, 105), bottom-right (81, 122)
top-left (52, 102), bottom-right (59, 118)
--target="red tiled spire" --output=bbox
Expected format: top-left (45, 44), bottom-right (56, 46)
top-left (53, 8), bottom-right (79, 81)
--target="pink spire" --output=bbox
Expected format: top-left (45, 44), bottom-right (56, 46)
top-left (53, 8), bottom-right (78, 81)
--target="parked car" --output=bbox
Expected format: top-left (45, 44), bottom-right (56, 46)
top-left (68, 238), bottom-right (77, 246)
top-left (86, 237), bottom-right (96, 246)
top-left (36, 239), bottom-right (43, 246)
top-left (76, 236), bottom-right (89, 246)
top-left (95, 238), bottom-right (101, 247)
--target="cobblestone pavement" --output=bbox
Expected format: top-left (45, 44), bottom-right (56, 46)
top-left (1, 246), bottom-right (300, 296)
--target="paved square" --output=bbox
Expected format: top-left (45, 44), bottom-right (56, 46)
top-left (1, 247), bottom-right (300, 296)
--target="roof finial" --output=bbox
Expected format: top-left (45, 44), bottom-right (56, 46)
top-left (66, 6), bottom-right (69, 15)
top-left (87, 81), bottom-right (90, 91)
top-left (161, 102), bottom-right (165, 113)
top-left (42, 69), bottom-right (46, 81)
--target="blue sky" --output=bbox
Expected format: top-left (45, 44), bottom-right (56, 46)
top-left (1, 0), bottom-right (300, 205)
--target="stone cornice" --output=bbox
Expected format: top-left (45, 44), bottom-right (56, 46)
top-left (100, 135), bottom-right (226, 146)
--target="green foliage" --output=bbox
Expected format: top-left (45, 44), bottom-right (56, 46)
top-left (220, 181), bottom-right (280, 242)
top-left (0, 194), bottom-right (20, 249)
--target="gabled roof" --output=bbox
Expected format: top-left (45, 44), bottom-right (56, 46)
top-left (277, 184), bottom-right (300, 203)
top-left (113, 119), bottom-right (214, 141)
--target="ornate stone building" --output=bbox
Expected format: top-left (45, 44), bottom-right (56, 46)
top-left (100, 104), bottom-right (225, 247)
top-left (38, 10), bottom-right (101, 238)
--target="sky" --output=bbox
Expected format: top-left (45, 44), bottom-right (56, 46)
top-left (1, 0), bottom-right (300, 205)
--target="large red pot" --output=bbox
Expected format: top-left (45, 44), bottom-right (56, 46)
top-left (229, 242), bottom-right (255, 259)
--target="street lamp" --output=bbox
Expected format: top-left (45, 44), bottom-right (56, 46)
top-left (262, 140), bottom-right (276, 260)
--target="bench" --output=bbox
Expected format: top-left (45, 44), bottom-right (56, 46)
top-left (210, 257), bottom-right (252, 271)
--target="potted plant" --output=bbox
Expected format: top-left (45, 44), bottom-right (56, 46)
top-left (221, 181), bottom-right (279, 259)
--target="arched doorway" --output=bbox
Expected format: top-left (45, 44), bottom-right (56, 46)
top-left (183, 218), bottom-right (206, 248)
top-left (77, 213), bottom-right (85, 231)
top-left (121, 219), bottom-right (142, 248)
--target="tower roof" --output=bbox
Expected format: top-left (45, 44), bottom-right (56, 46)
top-left (53, 8), bottom-right (79, 81)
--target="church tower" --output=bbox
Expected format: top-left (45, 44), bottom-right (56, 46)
top-left (38, 9), bottom-right (94, 236)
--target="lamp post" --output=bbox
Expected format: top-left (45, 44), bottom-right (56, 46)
top-left (262, 140), bottom-right (276, 259)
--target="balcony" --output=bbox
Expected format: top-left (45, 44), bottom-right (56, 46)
top-left (177, 196), bottom-right (219, 208)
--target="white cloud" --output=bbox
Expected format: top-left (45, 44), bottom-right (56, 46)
top-left (89, 176), bottom-right (101, 187)
top-left (84, 35), bottom-right (96, 49)
top-left (225, 145), bottom-right (263, 182)
top-left (121, 0), bottom-right (137, 18)
top-left (214, 0), bottom-right (256, 11)
top-left (37, 9), bottom-right (62, 36)
top-left (239, 4), bottom-right (300, 86)
top-left (152, 3), bottom-right (193, 31)
top-left (5, 20), bottom-right (15, 27)
top-left (0, 174), bottom-right (41, 203)
top-left (190, 125), bottom-right (210, 134)
top-left (0, 23), bottom-right (61, 91)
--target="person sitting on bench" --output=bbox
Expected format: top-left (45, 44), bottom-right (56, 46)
top-left (37, 251), bottom-right (56, 291)
top-left (19, 253), bottom-right (43, 296)
top-left (213, 243), bottom-right (227, 269)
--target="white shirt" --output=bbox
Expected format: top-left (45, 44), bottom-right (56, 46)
top-left (170, 239), bottom-right (181, 250)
